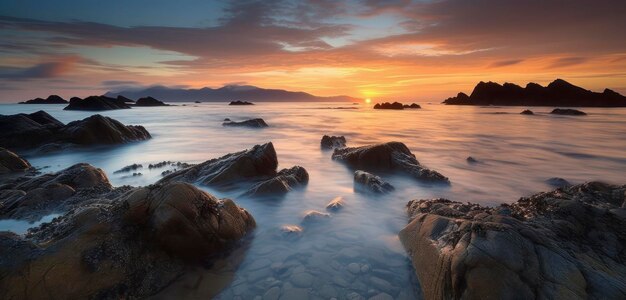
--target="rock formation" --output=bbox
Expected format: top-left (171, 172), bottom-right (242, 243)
top-left (0, 148), bottom-right (31, 174)
top-left (222, 118), bottom-right (269, 128)
top-left (19, 95), bottom-right (68, 104)
top-left (229, 100), bottom-right (254, 105)
top-left (321, 135), bottom-right (347, 149)
top-left (353, 170), bottom-right (394, 194)
top-left (332, 142), bottom-right (449, 183)
top-left (64, 95), bottom-right (131, 110)
top-left (134, 96), bottom-right (169, 106)
top-left (550, 108), bottom-right (587, 115)
top-left (399, 182), bottom-right (626, 299)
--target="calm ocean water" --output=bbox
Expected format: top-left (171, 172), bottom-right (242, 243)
top-left (2, 102), bottom-right (626, 299)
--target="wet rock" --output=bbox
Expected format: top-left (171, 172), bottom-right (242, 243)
top-left (545, 177), bottom-right (570, 187)
top-left (278, 225), bottom-right (303, 239)
top-left (326, 196), bottom-right (345, 211)
top-left (134, 96), bottom-right (169, 106)
top-left (229, 101), bottom-right (254, 105)
top-left (550, 108), bottom-right (587, 115)
top-left (64, 95), bottom-right (131, 111)
top-left (224, 118), bottom-right (232, 122)
top-left (354, 170), bottom-right (394, 194)
top-left (0, 181), bottom-right (255, 299)
top-left (399, 182), bottom-right (626, 299)
top-left (160, 143), bottom-right (307, 196)
top-left (301, 210), bottom-right (331, 225)
top-left (113, 163), bottom-right (143, 173)
top-left (19, 95), bottom-right (68, 104)
top-left (0, 148), bottom-right (31, 174)
top-left (223, 118), bottom-right (268, 128)
top-left (520, 109), bottom-right (534, 115)
top-left (290, 272), bottom-right (314, 288)
top-left (244, 166), bottom-right (309, 196)
top-left (321, 135), bottom-right (347, 149)
top-left (332, 142), bottom-right (449, 183)
top-left (373, 102), bottom-right (403, 110)
top-left (0, 111), bottom-right (150, 151)
top-left (466, 156), bottom-right (478, 164)
top-left (263, 286), bottom-right (281, 300)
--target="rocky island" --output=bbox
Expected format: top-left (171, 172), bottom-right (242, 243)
top-left (64, 95), bottom-right (132, 110)
top-left (443, 79), bottom-right (626, 107)
top-left (19, 95), bottom-right (68, 104)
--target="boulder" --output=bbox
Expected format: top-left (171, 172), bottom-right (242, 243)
top-left (222, 118), bottom-right (268, 128)
top-left (399, 182), bottom-right (626, 300)
top-left (159, 143), bottom-right (308, 196)
top-left (0, 112), bottom-right (150, 151)
top-left (0, 181), bottom-right (255, 299)
top-left (321, 135), bottom-right (347, 149)
top-left (19, 95), bottom-right (68, 104)
top-left (301, 210), bottom-right (331, 225)
top-left (354, 170), bottom-right (394, 194)
top-left (229, 101), bottom-right (254, 105)
top-left (520, 109), bottom-right (534, 115)
top-left (64, 95), bottom-right (131, 111)
top-left (0, 148), bottom-right (31, 174)
top-left (326, 196), bottom-right (345, 211)
top-left (550, 108), bottom-right (587, 115)
top-left (332, 142), bottom-right (449, 183)
top-left (135, 96), bottom-right (168, 106)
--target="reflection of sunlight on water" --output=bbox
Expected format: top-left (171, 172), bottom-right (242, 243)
top-left (2, 103), bottom-right (626, 298)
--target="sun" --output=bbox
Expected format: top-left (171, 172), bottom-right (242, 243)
top-left (365, 98), bottom-right (372, 104)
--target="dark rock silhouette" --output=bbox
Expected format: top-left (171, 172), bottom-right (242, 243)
top-left (332, 142), bottom-right (449, 183)
top-left (399, 182), bottom-right (626, 299)
top-left (222, 118), bottom-right (268, 128)
top-left (19, 95), bottom-right (67, 104)
top-left (229, 100), bottom-right (254, 105)
top-left (0, 148), bottom-right (31, 174)
top-left (159, 142), bottom-right (308, 196)
top-left (403, 103), bottom-right (421, 109)
top-left (353, 170), bottom-right (394, 194)
top-left (0, 111), bottom-right (150, 151)
top-left (0, 176), bottom-right (255, 298)
top-left (520, 109), bottom-right (534, 115)
top-left (443, 79), bottom-right (626, 107)
top-left (550, 108), bottom-right (587, 115)
top-left (545, 177), bottom-right (571, 187)
top-left (114, 163), bottom-right (143, 174)
top-left (374, 102), bottom-right (404, 109)
top-left (116, 95), bottom-right (135, 103)
top-left (135, 96), bottom-right (169, 106)
top-left (321, 135), bottom-right (347, 149)
top-left (466, 156), bottom-right (478, 164)
top-left (64, 95), bottom-right (131, 111)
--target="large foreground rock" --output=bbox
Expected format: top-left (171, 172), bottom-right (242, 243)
top-left (0, 111), bottom-right (150, 151)
top-left (0, 148), bottom-right (31, 174)
top-left (332, 142), bottom-right (449, 183)
top-left (160, 142), bottom-right (308, 196)
top-left (64, 95), bottom-right (131, 111)
top-left (399, 182), bottom-right (626, 299)
top-left (0, 181), bottom-right (255, 299)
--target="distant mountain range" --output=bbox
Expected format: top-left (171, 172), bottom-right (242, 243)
top-left (105, 85), bottom-right (360, 102)
top-left (443, 79), bottom-right (626, 107)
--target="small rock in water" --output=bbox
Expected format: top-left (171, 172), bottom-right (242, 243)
top-left (113, 163), bottom-right (143, 173)
top-left (279, 224), bottom-right (303, 239)
top-left (466, 156), bottom-right (478, 164)
top-left (301, 210), bottom-right (331, 225)
top-left (550, 108), bottom-right (587, 115)
top-left (321, 135), bottom-right (347, 149)
top-left (354, 170), bottom-right (395, 194)
top-left (326, 196), bottom-right (345, 211)
top-left (520, 109), bottom-right (534, 115)
top-left (223, 118), bottom-right (268, 128)
top-left (545, 177), bottom-right (571, 187)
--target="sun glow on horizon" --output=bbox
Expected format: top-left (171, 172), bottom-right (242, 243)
top-left (365, 98), bottom-right (371, 104)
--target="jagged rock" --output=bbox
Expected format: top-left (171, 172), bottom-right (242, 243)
top-left (443, 79), bottom-right (626, 107)
top-left (373, 102), bottom-right (404, 109)
top-left (354, 170), bottom-right (394, 194)
top-left (222, 118), bottom-right (268, 128)
top-left (0, 163), bottom-right (112, 220)
top-left (301, 210), bottom-right (331, 225)
top-left (0, 148), bottom-right (31, 174)
top-left (332, 142), bottom-right (449, 183)
top-left (19, 95), bottom-right (68, 104)
top-left (550, 108), bottom-right (587, 115)
top-left (114, 164), bottom-right (143, 174)
top-left (520, 109), bottom-right (534, 115)
top-left (159, 143), bottom-right (307, 196)
top-left (279, 224), bottom-right (303, 239)
top-left (326, 196), bottom-right (345, 211)
top-left (229, 101), bottom-right (254, 105)
top-left (0, 111), bottom-right (150, 151)
top-left (0, 181), bottom-right (255, 299)
top-left (321, 135), bottom-right (347, 149)
top-left (399, 182), bottom-right (626, 299)
top-left (64, 95), bottom-right (131, 110)
top-left (244, 166), bottom-right (309, 196)
top-left (135, 96), bottom-right (169, 106)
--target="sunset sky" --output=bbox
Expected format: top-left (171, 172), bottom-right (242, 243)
top-left (1, 0), bottom-right (625, 102)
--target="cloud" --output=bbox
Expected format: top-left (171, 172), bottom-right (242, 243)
top-left (0, 57), bottom-right (77, 80)
top-left (489, 59), bottom-right (525, 68)
top-left (547, 57), bottom-right (588, 69)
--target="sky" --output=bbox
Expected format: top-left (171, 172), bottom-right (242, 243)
top-left (1, 0), bottom-right (626, 102)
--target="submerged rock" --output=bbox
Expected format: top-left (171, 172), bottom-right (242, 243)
top-left (0, 111), bottom-right (150, 151)
top-left (321, 135), bottom-right (347, 149)
top-left (134, 96), bottom-right (169, 106)
top-left (229, 101), bottom-right (254, 105)
top-left (222, 118), bottom-right (268, 128)
top-left (0, 148), bottom-right (31, 174)
top-left (64, 95), bottom-right (131, 111)
top-left (550, 108), bottom-right (587, 115)
top-left (0, 181), bottom-right (255, 299)
top-left (354, 170), bottom-right (394, 194)
top-left (19, 95), bottom-right (68, 104)
top-left (399, 182), bottom-right (626, 299)
top-left (520, 109), bottom-right (534, 115)
top-left (159, 142), bottom-right (307, 196)
top-left (332, 142), bottom-right (449, 183)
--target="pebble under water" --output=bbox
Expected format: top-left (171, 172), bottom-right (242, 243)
top-left (2, 102), bottom-right (626, 299)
